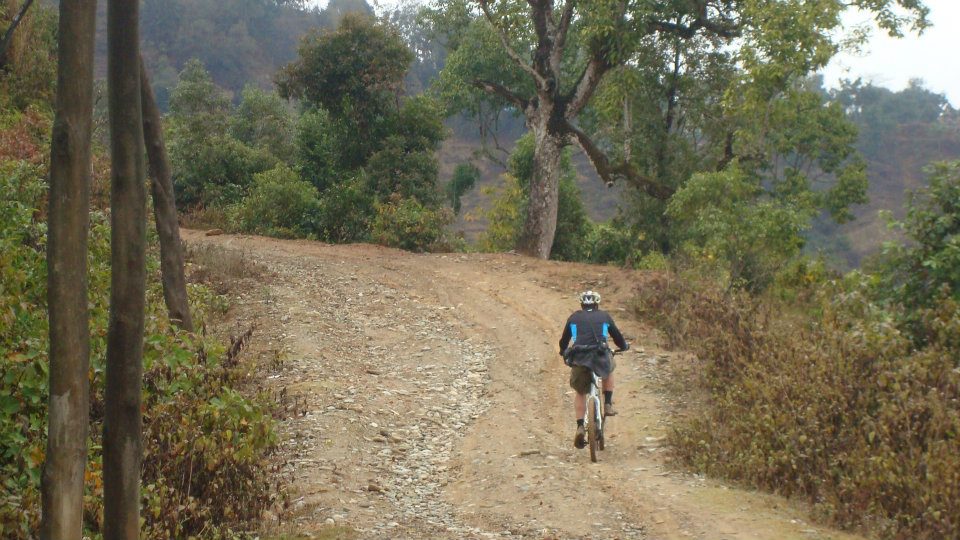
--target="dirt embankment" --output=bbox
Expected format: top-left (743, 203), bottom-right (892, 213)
top-left (184, 230), bottom-right (864, 540)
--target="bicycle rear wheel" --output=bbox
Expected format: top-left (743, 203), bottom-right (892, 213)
top-left (587, 398), bottom-right (599, 462)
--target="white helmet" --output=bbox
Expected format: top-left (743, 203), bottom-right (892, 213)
top-left (579, 290), bottom-right (601, 306)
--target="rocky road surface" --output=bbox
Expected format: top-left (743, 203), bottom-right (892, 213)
top-left (184, 230), bottom-right (865, 540)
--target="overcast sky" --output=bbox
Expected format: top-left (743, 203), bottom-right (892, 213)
top-left (820, 0), bottom-right (960, 106)
top-left (314, 0), bottom-right (959, 106)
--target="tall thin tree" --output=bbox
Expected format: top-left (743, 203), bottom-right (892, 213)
top-left (103, 0), bottom-right (146, 537)
top-left (0, 0), bottom-right (35, 67)
top-left (40, 0), bottom-right (97, 537)
top-left (140, 59), bottom-right (193, 332)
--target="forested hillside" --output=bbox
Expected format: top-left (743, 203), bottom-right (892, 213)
top-left (88, 0), bottom-right (373, 107)
top-left (832, 80), bottom-right (960, 265)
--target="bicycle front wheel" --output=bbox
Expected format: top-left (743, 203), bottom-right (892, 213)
top-left (588, 398), bottom-right (599, 462)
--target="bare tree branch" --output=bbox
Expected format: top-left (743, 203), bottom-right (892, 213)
top-left (564, 54), bottom-right (612, 117)
top-left (555, 0), bottom-right (576, 51)
top-left (647, 1), bottom-right (740, 40)
top-left (473, 78), bottom-right (529, 111)
top-left (478, 0), bottom-right (548, 90)
top-left (565, 120), bottom-right (675, 200)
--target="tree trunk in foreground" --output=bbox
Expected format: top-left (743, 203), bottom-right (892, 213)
top-left (40, 0), bottom-right (97, 537)
top-left (103, 0), bottom-right (146, 537)
top-left (140, 59), bottom-right (193, 332)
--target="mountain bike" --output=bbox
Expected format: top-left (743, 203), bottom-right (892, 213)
top-left (585, 349), bottom-right (625, 463)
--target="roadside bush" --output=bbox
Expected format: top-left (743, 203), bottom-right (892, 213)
top-left (0, 161), bottom-right (49, 537)
top-left (315, 175), bottom-right (375, 243)
top-left (371, 195), bottom-right (456, 252)
top-left (478, 174), bottom-right (524, 252)
top-left (364, 136), bottom-right (441, 206)
top-left (232, 165), bottom-right (321, 238)
top-left (872, 161), bottom-right (960, 341)
top-left (583, 221), bottom-right (643, 265)
top-left (295, 107), bottom-right (344, 192)
top-left (172, 135), bottom-right (277, 209)
top-left (634, 274), bottom-right (960, 538)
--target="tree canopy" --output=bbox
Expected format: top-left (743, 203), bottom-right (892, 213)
top-left (428, 0), bottom-right (929, 259)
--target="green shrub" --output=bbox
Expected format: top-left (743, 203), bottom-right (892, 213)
top-left (667, 165), bottom-right (813, 292)
top-left (371, 195), bottom-right (455, 252)
top-left (478, 174), bottom-right (525, 252)
top-left (634, 274), bottom-right (960, 538)
top-left (1, 157), bottom-right (278, 538)
top-left (446, 162), bottom-right (480, 215)
top-left (315, 174), bottom-right (375, 243)
top-left (295, 107), bottom-right (345, 192)
top-left (172, 135), bottom-right (276, 208)
top-left (0, 161), bottom-right (49, 536)
top-left (230, 86), bottom-right (296, 163)
top-left (364, 136), bottom-right (441, 206)
top-left (873, 161), bottom-right (960, 341)
top-left (232, 165), bottom-right (321, 238)
top-left (583, 222), bottom-right (644, 265)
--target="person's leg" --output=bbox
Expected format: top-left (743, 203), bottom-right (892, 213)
top-left (570, 366), bottom-right (589, 448)
top-left (602, 372), bottom-right (616, 415)
top-left (574, 391), bottom-right (586, 419)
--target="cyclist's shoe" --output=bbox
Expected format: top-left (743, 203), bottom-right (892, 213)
top-left (574, 425), bottom-right (586, 449)
top-left (604, 403), bottom-right (617, 417)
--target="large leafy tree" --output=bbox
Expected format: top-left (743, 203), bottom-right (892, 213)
top-left (432, 0), bottom-right (928, 259)
top-left (278, 13), bottom-right (449, 244)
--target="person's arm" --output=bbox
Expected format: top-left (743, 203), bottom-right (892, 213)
top-left (558, 318), bottom-right (572, 354)
top-left (607, 315), bottom-right (628, 350)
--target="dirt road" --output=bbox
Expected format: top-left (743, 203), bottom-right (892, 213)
top-left (184, 231), bottom-right (863, 540)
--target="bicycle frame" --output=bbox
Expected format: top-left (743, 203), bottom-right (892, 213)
top-left (584, 371), bottom-right (603, 435)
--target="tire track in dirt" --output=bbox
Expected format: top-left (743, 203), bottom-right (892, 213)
top-left (184, 231), bottom-right (866, 540)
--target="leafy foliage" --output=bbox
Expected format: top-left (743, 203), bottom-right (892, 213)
top-left (169, 61), bottom-right (277, 208)
top-left (371, 194), bottom-right (456, 252)
top-left (873, 161), bottom-right (960, 338)
top-left (0, 1), bottom-right (57, 110)
top-left (667, 165), bottom-right (814, 292)
top-left (430, 0), bottom-right (925, 258)
top-left (231, 165), bottom-right (321, 238)
top-left (637, 161), bottom-right (960, 538)
top-left (230, 85), bottom-right (297, 163)
top-left (446, 163), bottom-right (480, 215)
top-left (1, 83), bottom-right (277, 539)
top-left (276, 12), bottom-right (412, 133)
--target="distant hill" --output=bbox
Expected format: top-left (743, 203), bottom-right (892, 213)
top-left (814, 82), bottom-right (960, 267)
top-left (85, 0), bottom-right (374, 108)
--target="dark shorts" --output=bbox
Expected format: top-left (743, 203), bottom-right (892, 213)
top-left (569, 356), bottom-right (615, 395)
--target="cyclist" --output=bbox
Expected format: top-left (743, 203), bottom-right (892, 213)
top-left (559, 290), bottom-right (629, 449)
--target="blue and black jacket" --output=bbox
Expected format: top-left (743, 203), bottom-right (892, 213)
top-left (559, 308), bottom-right (627, 357)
